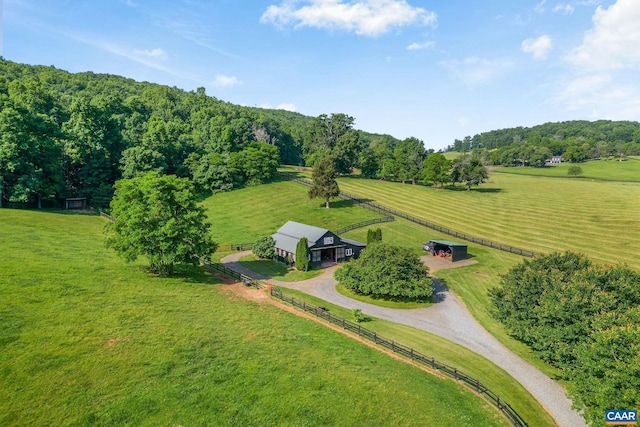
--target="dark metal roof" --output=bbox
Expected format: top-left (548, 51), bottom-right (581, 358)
top-left (427, 239), bottom-right (467, 247)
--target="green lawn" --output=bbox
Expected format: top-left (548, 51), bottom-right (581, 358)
top-left (0, 209), bottom-right (509, 426)
top-left (201, 179), bottom-right (379, 244)
top-left (337, 173), bottom-right (640, 269)
top-left (493, 156), bottom-right (640, 181)
top-left (239, 253), bottom-right (323, 282)
top-left (277, 288), bottom-right (556, 427)
top-left (335, 283), bottom-right (432, 309)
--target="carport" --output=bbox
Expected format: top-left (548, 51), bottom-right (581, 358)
top-left (424, 240), bottom-right (468, 262)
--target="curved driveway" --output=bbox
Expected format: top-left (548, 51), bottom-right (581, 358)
top-left (221, 251), bottom-right (586, 427)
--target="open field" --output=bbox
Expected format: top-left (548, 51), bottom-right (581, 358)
top-left (279, 287), bottom-right (556, 427)
top-left (493, 156), bottom-right (640, 181)
top-left (203, 180), bottom-right (559, 425)
top-left (337, 173), bottom-right (640, 269)
top-left (200, 178), bottom-right (379, 245)
top-left (0, 208), bottom-right (511, 426)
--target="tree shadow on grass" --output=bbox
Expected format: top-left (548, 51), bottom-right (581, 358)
top-left (442, 186), bottom-right (502, 193)
top-left (148, 264), bottom-right (225, 285)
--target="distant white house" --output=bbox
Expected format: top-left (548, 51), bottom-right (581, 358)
top-left (546, 156), bottom-right (563, 165)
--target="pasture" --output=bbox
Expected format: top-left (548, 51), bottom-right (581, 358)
top-left (337, 173), bottom-right (640, 269)
top-left (0, 208), bottom-right (509, 426)
top-left (494, 156), bottom-right (640, 181)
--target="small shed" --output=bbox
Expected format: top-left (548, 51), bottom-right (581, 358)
top-left (65, 197), bottom-right (87, 210)
top-left (424, 239), bottom-right (468, 262)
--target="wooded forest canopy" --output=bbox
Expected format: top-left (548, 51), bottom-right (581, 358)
top-left (2, 58), bottom-right (639, 209)
top-left (448, 120), bottom-right (640, 166)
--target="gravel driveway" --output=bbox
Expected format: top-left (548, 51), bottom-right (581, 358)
top-left (221, 251), bottom-right (586, 427)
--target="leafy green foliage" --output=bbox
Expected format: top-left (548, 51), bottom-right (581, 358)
top-left (490, 252), bottom-right (640, 425)
top-left (570, 308), bottom-right (640, 426)
top-left (253, 236), bottom-right (276, 259)
top-left (567, 165), bottom-right (583, 176)
top-left (335, 243), bottom-right (432, 299)
top-left (423, 153), bottom-right (452, 187)
top-left (295, 237), bottom-right (310, 271)
top-left (308, 156), bottom-right (340, 208)
top-left (367, 228), bottom-right (382, 244)
top-left (106, 172), bottom-right (217, 275)
top-left (451, 154), bottom-right (489, 190)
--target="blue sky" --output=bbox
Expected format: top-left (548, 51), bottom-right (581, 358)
top-left (4, 0), bottom-right (639, 149)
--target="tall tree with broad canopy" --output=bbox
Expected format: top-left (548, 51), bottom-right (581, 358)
top-left (451, 154), bottom-right (489, 190)
top-left (306, 113), bottom-right (360, 174)
top-left (423, 153), bottom-right (452, 187)
top-left (309, 156), bottom-right (340, 208)
top-left (335, 243), bottom-right (432, 300)
top-left (106, 172), bottom-right (217, 275)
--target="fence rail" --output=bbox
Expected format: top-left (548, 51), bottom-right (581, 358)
top-left (270, 286), bottom-right (527, 427)
top-left (215, 243), bottom-right (255, 252)
top-left (279, 172), bottom-right (535, 258)
top-left (199, 258), bottom-right (264, 289)
top-left (334, 216), bottom-right (394, 235)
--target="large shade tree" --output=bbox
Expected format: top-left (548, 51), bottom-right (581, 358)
top-left (309, 156), bottom-right (340, 208)
top-left (106, 172), bottom-right (217, 275)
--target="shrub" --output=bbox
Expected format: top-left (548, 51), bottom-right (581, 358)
top-left (335, 243), bottom-right (432, 299)
top-left (295, 237), bottom-right (310, 271)
top-left (253, 236), bottom-right (276, 259)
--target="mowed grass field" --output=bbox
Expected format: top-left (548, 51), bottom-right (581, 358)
top-left (200, 178), bottom-right (381, 244)
top-left (494, 156), bottom-right (640, 181)
top-left (0, 209), bottom-right (510, 426)
top-left (337, 172), bottom-right (640, 269)
top-left (204, 181), bottom-right (556, 426)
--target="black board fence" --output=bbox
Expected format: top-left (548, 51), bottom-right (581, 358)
top-left (215, 243), bottom-right (255, 252)
top-left (334, 216), bottom-right (394, 235)
top-left (270, 286), bottom-right (527, 427)
top-left (199, 258), bottom-right (264, 289)
top-left (279, 172), bottom-right (535, 258)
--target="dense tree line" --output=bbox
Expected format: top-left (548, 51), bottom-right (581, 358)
top-left (1, 59), bottom-right (494, 209)
top-left (490, 252), bottom-right (640, 425)
top-left (448, 120), bottom-right (640, 167)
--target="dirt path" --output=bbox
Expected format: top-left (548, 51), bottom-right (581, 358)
top-left (220, 251), bottom-right (586, 427)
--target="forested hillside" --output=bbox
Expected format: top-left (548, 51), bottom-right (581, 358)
top-left (0, 59), bottom-right (402, 208)
top-left (448, 121), bottom-right (640, 166)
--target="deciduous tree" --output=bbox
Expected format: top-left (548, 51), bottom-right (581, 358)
top-left (309, 156), bottom-right (340, 208)
top-left (106, 172), bottom-right (217, 275)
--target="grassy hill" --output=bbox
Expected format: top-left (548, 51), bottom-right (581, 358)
top-left (0, 208), bottom-right (509, 426)
top-left (493, 156), bottom-right (640, 181)
top-left (337, 172), bottom-right (640, 270)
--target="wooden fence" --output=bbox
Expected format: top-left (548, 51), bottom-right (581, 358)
top-left (199, 258), bottom-right (264, 289)
top-left (215, 243), bottom-right (255, 252)
top-left (279, 173), bottom-right (536, 258)
top-left (270, 286), bottom-right (528, 427)
top-left (334, 216), bottom-right (394, 235)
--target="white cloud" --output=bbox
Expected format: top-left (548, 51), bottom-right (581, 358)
top-left (566, 0), bottom-right (640, 71)
top-left (133, 48), bottom-right (168, 60)
top-left (260, 0), bottom-right (437, 37)
top-left (258, 103), bottom-right (298, 112)
top-left (440, 57), bottom-right (514, 87)
top-left (213, 74), bottom-right (242, 87)
top-left (553, 4), bottom-right (575, 14)
top-left (534, 0), bottom-right (547, 14)
top-left (521, 35), bottom-right (552, 59)
top-left (406, 40), bottom-right (435, 50)
top-left (554, 0), bottom-right (640, 119)
top-left (277, 103), bottom-right (297, 111)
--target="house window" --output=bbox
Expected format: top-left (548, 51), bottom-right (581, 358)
top-left (312, 251), bottom-right (321, 262)
top-left (345, 248), bottom-right (353, 257)
top-left (324, 236), bottom-right (334, 245)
